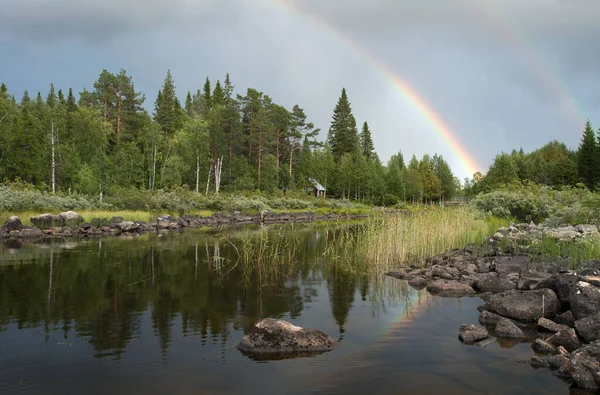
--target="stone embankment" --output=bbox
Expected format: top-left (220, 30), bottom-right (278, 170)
top-left (387, 222), bottom-right (600, 391)
top-left (0, 210), bottom-right (368, 242)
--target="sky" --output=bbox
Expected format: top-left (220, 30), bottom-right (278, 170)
top-left (1, 0), bottom-right (600, 180)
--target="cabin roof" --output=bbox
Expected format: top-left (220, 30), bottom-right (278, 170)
top-left (308, 178), bottom-right (326, 191)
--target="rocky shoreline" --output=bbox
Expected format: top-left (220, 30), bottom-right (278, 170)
top-left (386, 221), bottom-right (600, 391)
top-left (0, 210), bottom-right (369, 243)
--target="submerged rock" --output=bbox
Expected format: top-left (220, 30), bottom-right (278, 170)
top-left (494, 318), bottom-right (524, 339)
top-left (407, 276), bottom-right (429, 289)
top-left (483, 289), bottom-right (560, 322)
top-left (458, 324), bottom-right (489, 344)
top-left (236, 318), bottom-right (337, 357)
top-left (426, 280), bottom-right (476, 297)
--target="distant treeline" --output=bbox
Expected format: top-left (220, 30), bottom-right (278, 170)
top-left (465, 120), bottom-right (600, 196)
top-left (0, 69), bottom-right (459, 206)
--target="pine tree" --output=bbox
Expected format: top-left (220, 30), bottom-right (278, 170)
top-left (360, 121), bottom-right (375, 160)
top-left (212, 80), bottom-right (224, 107)
top-left (185, 91), bottom-right (193, 115)
top-left (577, 120), bottom-right (598, 190)
top-left (328, 88), bottom-right (359, 161)
top-left (202, 77), bottom-right (212, 114)
top-left (154, 70), bottom-right (183, 136)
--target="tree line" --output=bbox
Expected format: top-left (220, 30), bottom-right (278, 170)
top-left (465, 120), bottom-right (600, 195)
top-left (0, 69), bottom-right (460, 205)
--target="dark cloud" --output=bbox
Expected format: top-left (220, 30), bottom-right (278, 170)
top-left (1, 0), bottom-right (599, 178)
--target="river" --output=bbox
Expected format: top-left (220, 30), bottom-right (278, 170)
top-left (0, 223), bottom-right (570, 394)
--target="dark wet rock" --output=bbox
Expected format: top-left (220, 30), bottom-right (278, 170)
top-left (9, 227), bottom-right (44, 238)
top-left (408, 276), bottom-right (429, 288)
top-left (494, 317), bottom-right (524, 339)
top-left (474, 273), bottom-right (516, 293)
top-left (427, 280), bottom-right (476, 297)
top-left (570, 346), bottom-right (600, 390)
top-left (483, 289), bottom-right (560, 322)
top-left (538, 318), bottom-right (571, 333)
top-left (2, 216), bottom-right (23, 232)
top-left (59, 211), bottom-right (84, 229)
top-left (533, 338), bottom-right (557, 354)
top-left (385, 271), bottom-right (406, 280)
top-left (547, 328), bottom-right (581, 352)
top-left (458, 324), bottom-right (489, 344)
top-left (494, 255), bottom-right (531, 277)
top-left (549, 355), bottom-right (569, 369)
top-left (571, 281), bottom-right (600, 320)
top-left (479, 311), bottom-right (504, 326)
top-left (555, 311), bottom-right (577, 328)
top-left (236, 318), bottom-right (337, 357)
top-left (556, 273), bottom-right (579, 305)
top-left (575, 313), bottom-right (600, 343)
top-left (30, 213), bottom-right (63, 230)
top-left (518, 270), bottom-right (555, 291)
top-left (530, 356), bottom-right (551, 368)
top-left (530, 275), bottom-right (559, 292)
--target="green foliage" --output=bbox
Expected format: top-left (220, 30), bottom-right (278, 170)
top-left (578, 120), bottom-right (599, 190)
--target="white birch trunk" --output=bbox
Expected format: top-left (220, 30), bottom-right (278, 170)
top-left (206, 163), bottom-right (213, 195)
top-left (195, 150), bottom-right (200, 193)
top-left (51, 120), bottom-right (55, 193)
top-left (214, 156), bottom-right (223, 194)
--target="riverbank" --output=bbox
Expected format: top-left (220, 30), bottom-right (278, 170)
top-left (386, 221), bottom-right (600, 391)
top-left (0, 209), bottom-right (373, 243)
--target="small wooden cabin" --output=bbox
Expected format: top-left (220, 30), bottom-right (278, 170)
top-left (307, 178), bottom-right (326, 198)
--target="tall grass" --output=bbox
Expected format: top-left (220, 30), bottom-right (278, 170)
top-left (323, 206), bottom-right (507, 271)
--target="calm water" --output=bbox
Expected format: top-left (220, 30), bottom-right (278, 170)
top-left (0, 224), bottom-right (570, 394)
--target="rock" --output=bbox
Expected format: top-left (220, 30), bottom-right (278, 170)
top-left (575, 313), bottom-right (600, 343)
top-left (236, 318), bottom-right (337, 356)
top-left (555, 310), bottom-right (577, 328)
top-left (30, 213), bottom-right (63, 230)
top-left (492, 232), bottom-right (504, 240)
top-left (557, 345), bottom-right (570, 357)
top-left (2, 216), bottom-right (23, 231)
top-left (479, 311), bottom-right (504, 326)
top-left (556, 273), bottom-right (579, 305)
top-left (571, 281), bottom-right (600, 320)
top-left (116, 221), bottom-right (139, 232)
top-left (518, 270), bottom-right (555, 291)
top-left (530, 356), bottom-right (550, 368)
top-left (548, 355), bottom-right (569, 369)
top-left (546, 226), bottom-right (581, 241)
top-left (431, 265), bottom-right (448, 278)
top-left (474, 273), bottom-right (516, 293)
top-left (576, 224), bottom-right (599, 235)
top-left (458, 324), bottom-right (489, 344)
top-left (385, 271), bottom-right (406, 280)
top-left (494, 318), bottom-right (524, 339)
top-left (426, 280), bottom-right (476, 297)
top-left (407, 276), bottom-right (429, 288)
top-left (9, 227), bottom-right (44, 238)
top-left (547, 328), bottom-right (581, 352)
top-left (538, 318), bottom-right (570, 333)
top-left (477, 260), bottom-right (492, 273)
top-left (461, 263), bottom-right (478, 276)
top-left (59, 211), bottom-right (84, 229)
top-left (91, 218), bottom-right (109, 228)
top-left (483, 289), bottom-right (560, 322)
top-left (494, 255), bottom-right (531, 277)
top-left (459, 275), bottom-right (478, 287)
top-left (581, 276), bottom-right (600, 288)
top-left (570, 348), bottom-right (600, 390)
top-left (532, 338), bottom-right (556, 354)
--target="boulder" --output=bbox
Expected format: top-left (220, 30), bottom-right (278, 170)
top-left (91, 218), bottom-right (109, 228)
top-left (532, 338), bottom-right (556, 355)
top-left (494, 318), bottom-right (524, 339)
top-left (548, 355), bottom-right (569, 369)
top-left (116, 221), bottom-right (139, 232)
top-left (576, 224), bottom-right (599, 235)
top-left (547, 328), bottom-right (581, 352)
top-left (575, 313), bottom-right (600, 343)
top-left (30, 213), bottom-right (63, 230)
top-left (59, 211), bottom-right (84, 229)
top-left (530, 356), bottom-right (550, 368)
top-left (571, 281), bottom-right (600, 320)
top-left (9, 227), bottom-right (44, 238)
top-left (407, 276), bottom-right (429, 288)
top-left (555, 310), bottom-right (577, 328)
top-left (570, 347), bottom-right (600, 390)
top-left (556, 273), bottom-right (579, 305)
top-left (494, 255), bottom-right (531, 277)
top-left (479, 311), bottom-right (504, 326)
top-left (2, 216), bottom-right (23, 231)
top-left (483, 289), bottom-right (560, 322)
top-left (538, 318), bottom-right (570, 333)
top-left (461, 263), bottom-right (478, 276)
top-left (426, 280), bottom-right (476, 297)
top-left (458, 324), bottom-right (489, 344)
top-left (474, 273), bottom-right (516, 293)
top-left (236, 318), bottom-right (337, 357)
top-left (546, 226), bottom-right (581, 241)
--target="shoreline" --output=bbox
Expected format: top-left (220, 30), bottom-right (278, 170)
top-left (0, 210), bottom-right (371, 243)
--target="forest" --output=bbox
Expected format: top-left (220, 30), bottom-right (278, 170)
top-left (0, 69), bottom-right (457, 209)
top-left (1, 68), bottom-right (600, 213)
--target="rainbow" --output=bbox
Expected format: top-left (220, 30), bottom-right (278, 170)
top-left (269, 0), bottom-right (482, 177)
top-left (475, 0), bottom-right (587, 126)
